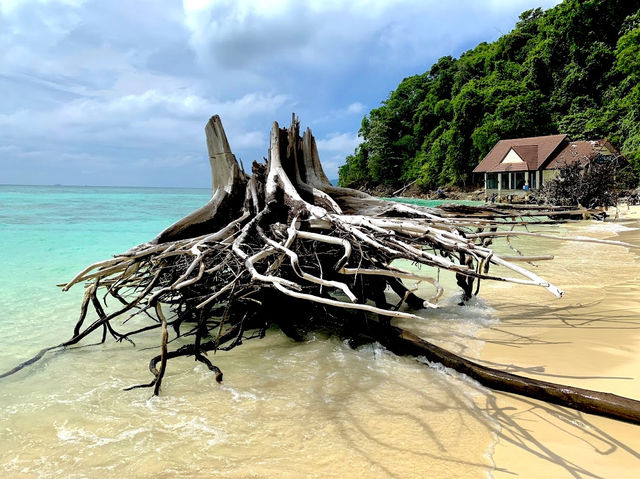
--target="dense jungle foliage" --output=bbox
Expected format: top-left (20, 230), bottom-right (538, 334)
top-left (338, 0), bottom-right (640, 190)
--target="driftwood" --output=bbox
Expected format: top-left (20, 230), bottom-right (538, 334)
top-left (3, 114), bottom-right (640, 425)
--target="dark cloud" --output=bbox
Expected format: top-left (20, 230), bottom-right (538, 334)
top-left (0, 0), bottom-right (562, 186)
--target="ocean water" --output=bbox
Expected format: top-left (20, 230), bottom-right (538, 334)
top-left (0, 185), bottom-right (211, 367)
top-left (0, 185), bottom-right (500, 478)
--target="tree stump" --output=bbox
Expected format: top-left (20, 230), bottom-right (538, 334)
top-left (3, 114), bottom-right (640, 425)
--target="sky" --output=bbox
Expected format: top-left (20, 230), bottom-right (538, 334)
top-left (0, 0), bottom-right (562, 188)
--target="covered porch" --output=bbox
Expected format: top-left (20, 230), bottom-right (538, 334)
top-left (484, 170), bottom-right (541, 196)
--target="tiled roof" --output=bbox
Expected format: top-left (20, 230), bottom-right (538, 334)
top-left (544, 140), bottom-right (615, 169)
top-left (512, 144), bottom-right (539, 169)
top-left (473, 134), bottom-right (567, 173)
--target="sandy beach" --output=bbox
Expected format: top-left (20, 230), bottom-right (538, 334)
top-left (474, 205), bottom-right (640, 478)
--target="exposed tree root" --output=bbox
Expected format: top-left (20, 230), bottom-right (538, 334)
top-left (2, 114), bottom-right (639, 426)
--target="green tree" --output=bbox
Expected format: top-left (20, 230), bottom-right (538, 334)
top-left (339, 0), bottom-right (640, 190)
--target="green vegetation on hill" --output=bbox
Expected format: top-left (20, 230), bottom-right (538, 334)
top-left (338, 0), bottom-right (640, 190)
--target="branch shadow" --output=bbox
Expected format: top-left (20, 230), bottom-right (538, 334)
top-left (488, 299), bottom-right (640, 329)
top-left (481, 390), bottom-right (640, 479)
top-left (471, 358), bottom-right (634, 382)
top-left (308, 348), bottom-right (509, 478)
top-left (481, 300), bottom-right (640, 354)
top-left (296, 334), bottom-right (640, 479)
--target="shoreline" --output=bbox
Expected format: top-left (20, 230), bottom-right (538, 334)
top-left (474, 205), bottom-right (640, 478)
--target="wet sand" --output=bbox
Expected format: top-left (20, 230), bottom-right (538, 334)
top-left (474, 206), bottom-right (640, 478)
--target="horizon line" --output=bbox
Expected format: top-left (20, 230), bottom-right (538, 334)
top-left (0, 183), bottom-right (212, 190)
top-left (1, 178), bottom-right (341, 189)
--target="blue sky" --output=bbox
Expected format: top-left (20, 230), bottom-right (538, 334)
top-left (0, 0), bottom-right (561, 187)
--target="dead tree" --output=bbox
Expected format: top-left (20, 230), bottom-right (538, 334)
top-left (3, 115), bottom-right (640, 424)
top-left (541, 155), bottom-right (632, 209)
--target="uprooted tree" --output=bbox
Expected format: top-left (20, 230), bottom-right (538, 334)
top-left (3, 115), bottom-right (640, 425)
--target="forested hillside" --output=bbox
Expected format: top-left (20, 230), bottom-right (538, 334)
top-left (338, 0), bottom-right (640, 190)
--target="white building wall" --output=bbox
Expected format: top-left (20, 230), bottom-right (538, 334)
top-left (501, 149), bottom-right (525, 164)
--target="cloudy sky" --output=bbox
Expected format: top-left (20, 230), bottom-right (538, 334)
top-left (1, 0), bottom-right (561, 187)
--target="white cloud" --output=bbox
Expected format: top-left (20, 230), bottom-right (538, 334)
top-left (0, 0), bottom-right (84, 73)
top-left (216, 93), bottom-right (290, 118)
top-left (315, 132), bottom-right (362, 179)
top-left (346, 102), bottom-right (365, 114)
top-left (228, 130), bottom-right (264, 149)
top-left (316, 132), bottom-right (360, 152)
top-left (181, 0), bottom-right (562, 76)
top-left (0, 144), bottom-right (20, 153)
top-left (0, 89), bottom-right (290, 146)
top-left (130, 153), bottom-right (202, 170)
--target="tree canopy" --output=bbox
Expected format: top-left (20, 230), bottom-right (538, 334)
top-left (338, 0), bottom-right (640, 190)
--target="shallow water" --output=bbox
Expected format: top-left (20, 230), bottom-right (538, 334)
top-left (0, 186), bottom-right (499, 478)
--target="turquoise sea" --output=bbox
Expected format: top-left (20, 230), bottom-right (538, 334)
top-left (0, 185), bottom-right (503, 478)
top-left (0, 186), bottom-right (211, 367)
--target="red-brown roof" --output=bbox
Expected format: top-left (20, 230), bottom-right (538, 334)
top-left (512, 144), bottom-right (538, 169)
top-left (544, 140), bottom-right (616, 169)
top-left (473, 134), bottom-right (567, 173)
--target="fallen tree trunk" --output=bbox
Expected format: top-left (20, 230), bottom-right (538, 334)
top-left (3, 114), bottom-right (640, 425)
top-left (373, 324), bottom-right (640, 424)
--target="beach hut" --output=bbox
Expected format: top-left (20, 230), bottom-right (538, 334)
top-left (473, 134), bottom-right (619, 198)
